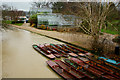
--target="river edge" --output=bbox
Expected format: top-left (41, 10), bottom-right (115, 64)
top-left (9, 24), bottom-right (119, 58)
top-left (9, 24), bottom-right (93, 52)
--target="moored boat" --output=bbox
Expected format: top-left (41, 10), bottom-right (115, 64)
top-left (50, 44), bottom-right (69, 58)
top-left (86, 55), bottom-right (120, 76)
top-left (67, 44), bottom-right (87, 53)
top-left (63, 44), bottom-right (93, 57)
top-left (62, 44), bottom-right (79, 53)
top-left (46, 60), bottom-right (76, 80)
top-left (63, 58), bottom-right (97, 79)
top-left (44, 44), bottom-right (62, 58)
top-left (54, 44), bottom-right (78, 57)
top-left (70, 58), bottom-right (119, 80)
top-left (54, 60), bottom-right (93, 80)
top-left (32, 44), bottom-right (55, 60)
top-left (78, 57), bottom-right (120, 79)
top-left (98, 57), bottom-right (120, 66)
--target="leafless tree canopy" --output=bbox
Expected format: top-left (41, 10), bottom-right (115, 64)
top-left (70, 2), bottom-right (116, 36)
top-left (31, 2), bottom-right (53, 8)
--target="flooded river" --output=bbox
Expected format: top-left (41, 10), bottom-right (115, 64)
top-left (2, 27), bottom-right (63, 78)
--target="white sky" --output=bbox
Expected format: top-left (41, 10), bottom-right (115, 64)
top-left (1, 0), bottom-right (120, 2)
top-left (2, 2), bottom-right (32, 11)
top-left (1, 0), bottom-right (119, 11)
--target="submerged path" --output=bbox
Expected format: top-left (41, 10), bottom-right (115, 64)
top-left (10, 23), bottom-right (116, 50)
top-left (10, 23), bottom-right (92, 49)
top-left (2, 26), bottom-right (63, 78)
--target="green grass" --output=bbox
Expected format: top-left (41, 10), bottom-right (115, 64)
top-left (3, 20), bottom-right (24, 26)
top-left (3, 20), bottom-right (12, 24)
top-left (13, 23), bottom-right (24, 26)
top-left (101, 29), bottom-right (119, 35)
top-left (111, 20), bottom-right (120, 24)
top-left (101, 20), bottom-right (120, 35)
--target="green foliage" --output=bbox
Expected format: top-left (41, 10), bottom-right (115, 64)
top-left (29, 14), bottom-right (37, 27)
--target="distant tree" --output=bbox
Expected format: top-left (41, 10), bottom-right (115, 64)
top-left (1, 4), bottom-right (12, 28)
top-left (1, 4), bottom-right (25, 29)
top-left (52, 2), bottom-right (66, 13)
top-left (31, 2), bottom-right (53, 8)
top-left (1, 4), bottom-right (12, 20)
top-left (52, 2), bottom-right (78, 14)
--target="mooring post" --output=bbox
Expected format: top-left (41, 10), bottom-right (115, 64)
top-left (115, 46), bottom-right (119, 55)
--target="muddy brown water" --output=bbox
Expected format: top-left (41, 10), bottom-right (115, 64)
top-left (2, 27), bottom-right (63, 78)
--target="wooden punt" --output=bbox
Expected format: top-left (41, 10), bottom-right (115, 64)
top-left (44, 44), bottom-right (65, 57)
top-left (63, 58), bottom-right (97, 79)
top-left (62, 44), bottom-right (79, 53)
top-left (54, 60), bottom-right (93, 80)
top-left (54, 44), bottom-right (78, 57)
top-left (82, 56), bottom-right (115, 73)
top-left (43, 44), bottom-right (61, 58)
top-left (46, 60), bottom-right (76, 80)
top-left (64, 44), bottom-right (93, 57)
top-left (70, 58), bottom-right (119, 80)
top-left (50, 44), bottom-right (69, 58)
top-left (84, 57), bottom-right (120, 78)
top-left (67, 44), bottom-right (87, 53)
top-left (86, 55), bottom-right (120, 76)
top-left (98, 57), bottom-right (120, 66)
top-left (78, 57), bottom-right (120, 79)
top-left (32, 44), bottom-right (55, 60)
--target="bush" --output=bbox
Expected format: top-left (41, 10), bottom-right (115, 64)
top-left (90, 36), bottom-right (115, 56)
top-left (29, 14), bottom-right (37, 27)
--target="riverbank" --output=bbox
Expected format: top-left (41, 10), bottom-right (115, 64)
top-left (10, 24), bottom-right (92, 49)
top-left (9, 23), bottom-right (120, 59)
top-left (10, 23), bottom-right (117, 50)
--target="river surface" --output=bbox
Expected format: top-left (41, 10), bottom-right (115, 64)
top-left (2, 26), bottom-right (63, 78)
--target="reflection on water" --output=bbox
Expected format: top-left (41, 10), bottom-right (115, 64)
top-left (2, 28), bottom-right (63, 78)
top-left (0, 31), bottom-right (2, 79)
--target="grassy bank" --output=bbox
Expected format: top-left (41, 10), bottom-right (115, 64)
top-left (101, 20), bottom-right (120, 35)
top-left (13, 23), bottom-right (23, 26)
top-left (101, 29), bottom-right (118, 35)
top-left (3, 20), bottom-right (24, 26)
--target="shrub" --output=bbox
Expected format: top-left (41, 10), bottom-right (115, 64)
top-left (29, 14), bottom-right (37, 27)
top-left (90, 36), bottom-right (116, 56)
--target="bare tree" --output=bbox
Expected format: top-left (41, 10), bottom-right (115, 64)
top-left (52, 2), bottom-right (119, 54)
top-left (31, 1), bottom-right (53, 8)
top-left (72, 2), bottom-right (120, 54)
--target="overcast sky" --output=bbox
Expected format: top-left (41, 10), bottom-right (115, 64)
top-left (2, 2), bottom-right (32, 11)
top-left (1, 0), bottom-right (119, 11)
